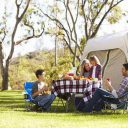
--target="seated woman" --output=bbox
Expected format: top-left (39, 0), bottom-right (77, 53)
top-left (89, 56), bottom-right (102, 80)
top-left (75, 59), bottom-right (91, 111)
top-left (63, 60), bottom-right (91, 80)
top-left (80, 59), bottom-right (91, 78)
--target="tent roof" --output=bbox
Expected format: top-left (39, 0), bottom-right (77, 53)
top-left (81, 31), bottom-right (128, 61)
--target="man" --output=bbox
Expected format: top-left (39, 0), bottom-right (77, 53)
top-left (32, 69), bottom-right (56, 111)
top-left (83, 63), bottom-right (128, 112)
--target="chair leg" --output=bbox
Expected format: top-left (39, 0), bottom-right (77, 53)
top-left (60, 98), bottom-right (66, 110)
top-left (54, 98), bottom-right (60, 112)
top-left (123, 102), bottom-right (128, 114)
top-left (65, 94), bottom-right (75, 112)
top-left (65, 96), bottom-right (72, 112)
top-left (65, 100), bottom-right (69, 112)
top-left (25, 101), bottom-right (30, 111)
top-left (54, 98), bottom-right (66, 112)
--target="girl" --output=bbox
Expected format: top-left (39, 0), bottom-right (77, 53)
top-left (80, 59), bottom-right (91, 78)
top-left (89, 56), bottom-right (102, 80)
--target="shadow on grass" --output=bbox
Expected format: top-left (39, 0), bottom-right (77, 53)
top-left (0, 90), bottom-right (127, 116)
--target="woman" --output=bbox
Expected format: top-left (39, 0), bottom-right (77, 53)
top-left (75, 59), bottom-right (91, 111)
top-left (89, 55), bottom-right (102, 80)
top-left (80, 59), bottom-right (91, 78)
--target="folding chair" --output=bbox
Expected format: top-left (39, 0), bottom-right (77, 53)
top-left (104, 91), bottom-right (128, 113)
top-left (23, 82), bottom-right (37, 110)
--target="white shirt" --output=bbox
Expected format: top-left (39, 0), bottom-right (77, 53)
top-left (38, 82), bottom-right (45, 95)
top-left (92, 66), bottom-right (96, 78)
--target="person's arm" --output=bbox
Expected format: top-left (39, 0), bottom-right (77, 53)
top-left (32, 84), bottom-right (48, 97)
top-left (80, 66), bottom-right (84, 77)
top-left (98, 65), bottom-right (102, 80)
top-left (105, 78), bottom-right (128, 98)
top-left (116, 78), bottom-right (128, 97)
top-left (104, 79), bottom-right (114, 92)
top-left (32, 88), bottom-right (44, 97)
top-left (105, 80), bottom-right (119, 98)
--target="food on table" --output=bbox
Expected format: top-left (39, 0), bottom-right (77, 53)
top-left (73, 75), bottom-right (80, 80)
top-left (67, 73), bottom-right (74, 76)
top-left (62, 73), bottom-right (99, 81)
top-left (63, 75), bottom-right (74, 80)
top-left (89, 77), bottom-right (98, 81)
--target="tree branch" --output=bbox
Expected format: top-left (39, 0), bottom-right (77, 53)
top-left (64, 0), bottom-right (82, 54)
top-left (63, 37), bottom-right (80, 61)
top-left (2, 31), bottom-right (6, 42)
top-left (64, 0), bottom-right (72, 39)
top-left (19, 0), bottom-right (31, 21)
top-left (81, 0), bottom-right (88, 40)
top-left (82, 0), bottom-right (87, 7)
top-left (24, 22), bottom-right (35, 36)
top-left (7, 0), bottom-right (30, 61)
top-left (89, 0), bottom-right (109, 36)
top-left (19, 0), bottom-right (24, 6)
top-left (15, 25), bottom-right (44, 45)
top-left (90, 0), bottom-right (125, 38)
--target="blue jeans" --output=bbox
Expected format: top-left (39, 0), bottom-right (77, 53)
top-left (34, 94), bottom-right (56, 111)
top-left (75, 97), bottom-right (86, 111)
top-left (82, 88), bottom-right (118, 112)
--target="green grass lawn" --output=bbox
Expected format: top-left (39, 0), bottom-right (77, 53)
top-left (0, 90), bottom-right (128, 128)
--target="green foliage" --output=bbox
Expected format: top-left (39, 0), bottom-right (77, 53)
top-left (22, 6), bottom-right (45, 36)
top-left (8, 49), bottom-right (73, 88)
top-left (107, 6), bottom-right (122, 24)
top-left (80, 36), bottom-right (86, 51)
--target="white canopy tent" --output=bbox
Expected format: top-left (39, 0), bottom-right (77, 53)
top-left (81, 31), bottom-right (128, 89)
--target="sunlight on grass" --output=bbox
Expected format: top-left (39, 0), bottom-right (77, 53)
top-left (0, 91), bottom-right (128, 128)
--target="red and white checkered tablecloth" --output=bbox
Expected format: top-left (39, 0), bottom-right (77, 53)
top-left (52, 79), bottom-right (102, 102)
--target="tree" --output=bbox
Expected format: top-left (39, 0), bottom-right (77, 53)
top-left (81, 0), bottom-right (124, 40)
top-left (0, 0), bottom-right (45, 90)
top-left (37, 0), bottom-right (125, 66)
top-left (39, 0), bottom-right (82, 66)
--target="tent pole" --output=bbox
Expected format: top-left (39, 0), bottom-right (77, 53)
top-left (102, 50), bottom-right (111, 77)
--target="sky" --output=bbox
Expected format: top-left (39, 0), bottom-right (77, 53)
top-left (0, 0), bottom-right (128, 58)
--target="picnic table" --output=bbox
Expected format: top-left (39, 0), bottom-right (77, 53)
top-left (52, 79), bottom-right (102, 102)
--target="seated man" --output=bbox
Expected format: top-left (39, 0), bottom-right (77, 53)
top-left (82, 63), bottom-right (128, 112)
top-left (32, 69), bottom-right (56, 111)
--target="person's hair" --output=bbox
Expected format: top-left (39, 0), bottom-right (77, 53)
top-left (35, 69), bottom-right (45, 78)
top-left (123, 63), bottom-right (128, 71)
top-left (89, 55), bottom-right (101, 65)
top-left (81, 59), bottom-right (90, 72)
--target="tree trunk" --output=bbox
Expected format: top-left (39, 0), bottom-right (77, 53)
top-left (1, 67), bottom-right (9, 90)
top-left (55, 36), bottom-right (57, 66)
top-left (72, 45), bottom-right (77, 67)
top-left (1, 61), bottom-right (9, 90)
top-left (0, 42), bottom-right (9, 90)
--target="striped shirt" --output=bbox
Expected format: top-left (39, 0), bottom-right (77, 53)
top-left (117, 77), bottom-right (128, 97)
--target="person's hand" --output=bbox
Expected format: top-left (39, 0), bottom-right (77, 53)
top-left (43, 86), bottom-right (49, 91)
top-left (104, 79), bottom-right (109, 84)
top-left (39, 88), bottom-right (44, 93)
top-left (39, 86), bottom-right (48, 93)
top-left (48, 86), bottom-right (52, 91)
top-left (104, 79), bottom-right (110, 87)
top-left (104, 79), bottom-right (113, 92)
top-left (99, 75), bottom-right (102, 80)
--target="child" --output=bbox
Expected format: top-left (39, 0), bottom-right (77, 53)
top-left (80, 59), bottom-right (91, 78)
top-left (32, 69), bottom-right (56, 111)
top-left (89, 56), bottom-right (102, 80)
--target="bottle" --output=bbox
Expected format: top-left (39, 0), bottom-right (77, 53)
top-left (68, 67), bottom-right (77, 76)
